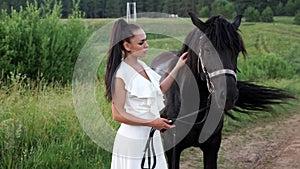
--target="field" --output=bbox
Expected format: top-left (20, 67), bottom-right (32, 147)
top-left (0, 16), bottom-right (299, 168)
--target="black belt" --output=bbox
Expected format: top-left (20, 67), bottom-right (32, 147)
top-left (141, 127), bottom-right (156, 169)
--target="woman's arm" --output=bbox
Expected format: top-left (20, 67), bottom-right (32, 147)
top-left (160, 52), bottom-right (188, 94)
top-left (112, 78), bottom-right (174, 130)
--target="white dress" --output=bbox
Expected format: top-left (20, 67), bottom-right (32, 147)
top-left (110, 60), bottom-right (168, 169)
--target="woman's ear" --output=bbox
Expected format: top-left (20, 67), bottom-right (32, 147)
top-left (123, 41), bottom-right (131, 53)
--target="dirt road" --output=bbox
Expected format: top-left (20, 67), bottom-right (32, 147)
top-left (180, 107), bottom-right (300, 169)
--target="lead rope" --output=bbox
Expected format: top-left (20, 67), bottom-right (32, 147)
top-left (141, 128), bottom-right (157, 169)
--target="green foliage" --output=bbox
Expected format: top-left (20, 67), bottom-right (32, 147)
top-left (244, 6), bottom-right (260, 22)
top-left (0, 0), bottom-right (89, 83)
top-left (261, 7), bottom-right (274, 22)
top-left (285, 43), bottom-right (300, 74)
top-left (199, 6), bottom-right (210, 17)
top-left (211, 0), bottom-right (237, 19)
top-left (1, 0), bottom-right (299, 18)
top-left (294, 10), bottom-right (300, 25)
top-left (285, 0), bottom-right (297, 16)
top-left (237, 54), bottom-right (297, 80)
top-left (275, 2), bottom-right (285, 16)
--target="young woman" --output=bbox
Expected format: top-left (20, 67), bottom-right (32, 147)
top-left (105, 19), bottom-right (188, 169)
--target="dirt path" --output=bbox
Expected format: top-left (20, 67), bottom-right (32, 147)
top-left (180, 107), bottom-right (300, 169)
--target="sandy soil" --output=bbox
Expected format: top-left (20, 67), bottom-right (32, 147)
top-left (180, 107), bottom-right (300, 169)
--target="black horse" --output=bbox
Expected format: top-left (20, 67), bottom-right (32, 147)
top-left (150, 12), bottom-right (293, 169)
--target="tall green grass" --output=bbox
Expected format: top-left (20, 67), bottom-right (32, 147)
top-left (0, 73), bottom-right (111, 169)
top-left (237, 53), bottom-right (297, 80)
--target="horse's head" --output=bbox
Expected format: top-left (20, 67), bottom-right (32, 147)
top-left (181, 12), bottom-right (247, 111)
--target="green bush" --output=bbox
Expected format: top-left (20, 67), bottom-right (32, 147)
top-left (244, 6), bottom-right (260, 22)
top-left (294, 11), bottom-right (300, 25)
top-left (261, 7), bottom-right (274, 22)
top-left (0, 0), bottom-right (89, 84)
top-left (285, 43), bottom-right (300, 74)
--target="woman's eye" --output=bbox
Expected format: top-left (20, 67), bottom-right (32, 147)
top-left (138, 40), bottom-right (146, 45)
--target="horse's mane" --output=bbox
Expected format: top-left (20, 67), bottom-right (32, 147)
top-left (204, 15), bottom-right (247, 57)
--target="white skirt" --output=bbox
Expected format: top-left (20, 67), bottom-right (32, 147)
top-left (110, 124), bottom-right (168, 169)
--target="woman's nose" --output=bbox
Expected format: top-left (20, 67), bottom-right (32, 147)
top-left (144, 41), bottom-right (149, 48)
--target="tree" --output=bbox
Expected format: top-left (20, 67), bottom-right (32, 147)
top-left (162, 0), bottom-right (171, 14)
top-left (244, 6), bottom-right (260, 22)
top-left (275, 2), bottom-right (285, 16)
top-left (0, 0), bottom-right (296, 18)
top-left (211, 0), bottom-right (237, 19)
top-left (285, 0), bottom-right (296, 16)
top-left (261, 6), bottom-right (274, 22)
top-left (61, 0), bottom-right (73, 18)
top-left (83, 0), bottom-right (103, 18)
top-left (199, 6), bottom-right (210, 17)
top-left (231, 0), bottom-right (251, 15)
top-left (104, 0), bottom-right (121, 18)
top-left (294, 0), bottom-right (300, 15)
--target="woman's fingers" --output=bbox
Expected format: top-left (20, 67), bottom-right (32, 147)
top-left (181, 52), bottom-right (188, 60)
top-left (152, 118), bottom-right (175, 130)
top-left (161, 118), bottom-right (175, 130)
top-left (176, 52), bottom-right (188, 68)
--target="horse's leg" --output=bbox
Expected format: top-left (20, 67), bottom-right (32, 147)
top-left (165, 146), bottom-right (183, 169)
top-left (200, 125), bottom-right (223, 169)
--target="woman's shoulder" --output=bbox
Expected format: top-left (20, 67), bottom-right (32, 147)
top-left (115, 61), bottom-right (128, 77)
top-left (115, 61), bottom-right (137, 83)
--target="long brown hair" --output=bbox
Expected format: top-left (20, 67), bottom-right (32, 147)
top-left (105, 19), bottom-right (141, 101)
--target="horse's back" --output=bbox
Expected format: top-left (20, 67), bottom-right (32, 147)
top-left (150, 51), bottom-right (178, 77)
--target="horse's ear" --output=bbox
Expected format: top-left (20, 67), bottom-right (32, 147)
top-left (188, 12), bottom-right (207, 32)
top-left (232, 15), bottom-right (243, 29)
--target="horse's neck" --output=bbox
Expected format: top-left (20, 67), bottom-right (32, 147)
top-left (198, 80), bottom-right (210, 105)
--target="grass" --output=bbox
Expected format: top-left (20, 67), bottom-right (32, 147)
top-left (0, 78), bottom-right (111, 168)
top-left (1, 16), bottom-right (299, 168)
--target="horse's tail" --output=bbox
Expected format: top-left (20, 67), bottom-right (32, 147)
top-left (226, 81), bottom-right (295, 119)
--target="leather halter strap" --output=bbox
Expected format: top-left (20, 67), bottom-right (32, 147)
top-left (209, 69), bottom-right (237, 80)
top-left (197, 43), bottom-right (237, 93)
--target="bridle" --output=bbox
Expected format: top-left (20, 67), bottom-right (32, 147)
top-left (197, 35), bottom-right (237, 94)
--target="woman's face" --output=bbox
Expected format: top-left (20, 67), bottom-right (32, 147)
top-left (125, 29), bottom-right (149, 58)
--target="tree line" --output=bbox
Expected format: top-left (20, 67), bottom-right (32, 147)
top-left (0, 0), bottom-right (299, 19)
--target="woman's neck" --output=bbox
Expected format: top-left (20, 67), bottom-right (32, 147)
top-left (124, 56), bottom-right (144, 72)
top-left (124, 55), bottom-right (138, 65)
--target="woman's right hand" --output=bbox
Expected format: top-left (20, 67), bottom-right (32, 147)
top-left (149, 118), bottom-right (175, 131)
top-left (175, 52), bottom-right (188, 69)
